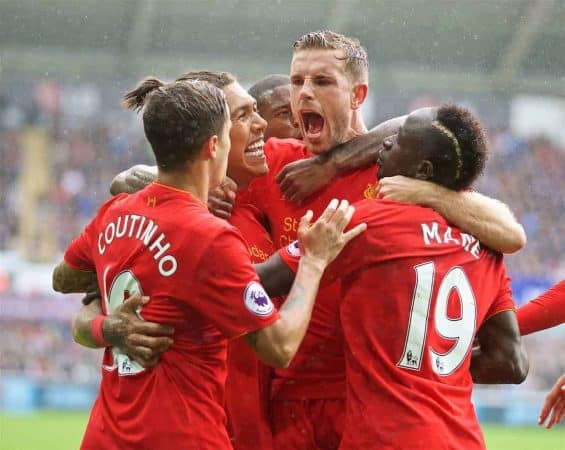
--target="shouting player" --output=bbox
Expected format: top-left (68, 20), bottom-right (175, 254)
top-left (52, 77), bottom-right (365, 449)
top-left (279, 104), bottom-right (529, 450)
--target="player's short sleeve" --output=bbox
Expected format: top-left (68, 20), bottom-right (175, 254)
top-left (484, 257), bottom-right (516, 321)
top-left (63, 195), bottom-right (125, 271)
top-left (194, 228), bottom-right (279, 339)
top-left (64, 216), bottom-right (98, 271)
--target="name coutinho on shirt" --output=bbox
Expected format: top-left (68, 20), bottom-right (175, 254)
top-left (97, 214), bottom-right (178, 276)
top-left (421, 222), bottom-right (481, 259)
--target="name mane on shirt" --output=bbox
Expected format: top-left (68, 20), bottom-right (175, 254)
top-left (421, 222), bottom-right (480, 259)
top-left (98, 214), bottom-right (177, 276)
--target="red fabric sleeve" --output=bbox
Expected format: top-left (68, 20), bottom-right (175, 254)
top-left (484, 260), bottom-right (516, 322)
top-left (516, 280), bottom-right (565, 336)
top-left (194, 228), bottom-right (279, 339)
top-left (63, 216), bottom-right (98, 271)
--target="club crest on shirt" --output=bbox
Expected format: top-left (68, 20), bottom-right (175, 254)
top-left (244, 281), bottom-right (274, 316)
top-left (364, 182), bottom-right (378, 199)
top-left (286, 240), bottom-right (301, 257)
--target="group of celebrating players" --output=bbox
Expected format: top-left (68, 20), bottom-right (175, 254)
top-left (52, 30), bottom-right (564, 449)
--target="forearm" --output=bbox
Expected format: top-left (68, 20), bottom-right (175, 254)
top-left (250, 256), bottom-right (325, 368)
top-left (419, 187), bottom-right (526, 253)
top-left (324, 115), bottom-right (407, 174)
top-left (470, 345), bottom-right (528, 384)
top-left (52, 261), bottom-right (98, 293)
top-left (253, 253), bottom-right (296, 297)
top-left (72, 300), bottom-right (104, 348)
top-left (110, 164), bottom-right (157, 195)
top-left (516, 281), bottom-right (565, 335)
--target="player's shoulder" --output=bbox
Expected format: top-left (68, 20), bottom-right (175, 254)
top-left (264, 137), bottom-right (308, 165)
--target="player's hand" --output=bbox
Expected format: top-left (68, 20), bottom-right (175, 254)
top-left (103, 293), bottom-right (174, 368)
top-left (298, 199), bottom-right (366, 266)
top-left (208, 177), bottom-right (237, 220)
top-left (276, 157), bottom-right (337, 205)
top-left (110, 164), bottom-right (157, 195)
top-left (376, 176), bottom-right (437, 204)
top-left (539, 373), bottom-right (565, 429)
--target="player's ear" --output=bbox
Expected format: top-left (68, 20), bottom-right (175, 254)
top-left (201, 135), bottom-right (219, 161)
top-left (416, 160), bottom-right (434, 180)
top-left (351, 83), bottom-right (368, 110)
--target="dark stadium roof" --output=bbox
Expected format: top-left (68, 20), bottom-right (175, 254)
top-left (1, 0), bottom-right (564, 95)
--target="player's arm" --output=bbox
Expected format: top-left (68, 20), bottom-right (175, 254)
top-left (245, 200), bottom-right (366, 368)
top-left (276, 115), bottom-right (407, 203)
top-left (72, 295), bottom-right (174, 367)
top-left (52, 261), bottom-right (98, 293)
top-left (377, 178), bottom-right (526, 254)
top-left (110, 164), bottom-right (157, 195)
top-left (253, 254), bottom-right (296, 298)
top-left (470, 310), bottom-right (529, 384)
top-left (516, 280), bottom-right (565, 336)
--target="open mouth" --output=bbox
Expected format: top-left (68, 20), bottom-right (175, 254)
top-left (245, 139), bottom-right (265, 158)
top-left (301, 111), bottom-right (324, 140)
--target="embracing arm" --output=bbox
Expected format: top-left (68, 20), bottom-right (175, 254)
top-left (471, 310), bottom-right (529, 384)
top-left (276, 115), bottom-right (406, 203)
top-left (52, 261), bottom-right (98, 294)
top-left (377, 177), bottom-right (526, 254)
top-left (72, 294), bottom-right (174, 367)
top-left (110, 164), bottom-right (157, 195)
top-left (253, 253), bottom-right (296, 298)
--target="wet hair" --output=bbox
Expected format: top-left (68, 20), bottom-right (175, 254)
top-left (427, 104), bottom-right (488, 190)
top-left (248, 74), bottom-right (290, 106)
top-left (122, 76), bottom-right (228, 171)
top-left (175, 70), bottom-right (237, 89)
top-left (293, 30), bottom-right (368, 82)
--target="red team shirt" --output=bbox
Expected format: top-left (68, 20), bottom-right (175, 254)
top-left (247, 138), bottom-right (380, 400)
top-left (516, 280), bottom-right (565, 335)
top-left (280, 199), bottom-right (516, 450)
top-left (64, 182), bottom-right (278, 450)
top-left (225, 189), bottom-right (278, 450)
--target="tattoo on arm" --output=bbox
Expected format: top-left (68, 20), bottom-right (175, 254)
top-left (53, 262), bottom-right (98, 294)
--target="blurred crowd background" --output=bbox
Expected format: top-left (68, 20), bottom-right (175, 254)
top-left (0, 0), bottom-right (563, 423)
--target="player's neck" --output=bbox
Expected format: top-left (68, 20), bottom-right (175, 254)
top-left (157, 166), bottom-right (209, 205)
top-left (350, 111), bottom-right (368, 137)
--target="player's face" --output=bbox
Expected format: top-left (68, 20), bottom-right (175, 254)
top-left (223, 82), bottom-right (268, 188)
top-left (210, 112), bottom-right (232, 188)
top-left (258, 84), bottom-right (301, 141)
top-left (290, 49), bottom-right (356, 154)
top-left (377, 108), bottom-right (436, 180)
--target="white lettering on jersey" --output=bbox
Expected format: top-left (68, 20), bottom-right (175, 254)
top-left (421, 222), bottom-right (481, 259)
top-left (97, 214), bottom-right (178, 276)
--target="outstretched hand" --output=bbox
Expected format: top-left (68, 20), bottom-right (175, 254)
top-left (539, 373), bottom-right (565, 429)
top-left (103, 293), bottom-right (174, 368)
top-left (298, 199), bottom-right (366, 267)
top-left (276, 158), bottom-right (336, 204)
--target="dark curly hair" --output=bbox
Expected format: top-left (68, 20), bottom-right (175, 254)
top-left (427, 104), bottom-right (489, 190)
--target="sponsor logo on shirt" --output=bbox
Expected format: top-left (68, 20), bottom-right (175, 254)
top-left (244, 281), bottom-right (274, 316)
top-left (286, 240), bottom-right (301, 258)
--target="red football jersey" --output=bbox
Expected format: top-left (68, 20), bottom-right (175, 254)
top-left (225, 189), bottom-right (277, 450)
top-left (280, 199), bottom-right (515, 450)
top-left (64, 182), bottom-right (278, 450)
top-left (516, 280), bottom-right (565, 335)
top-left (247, 138), bottom-right (380, 400)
